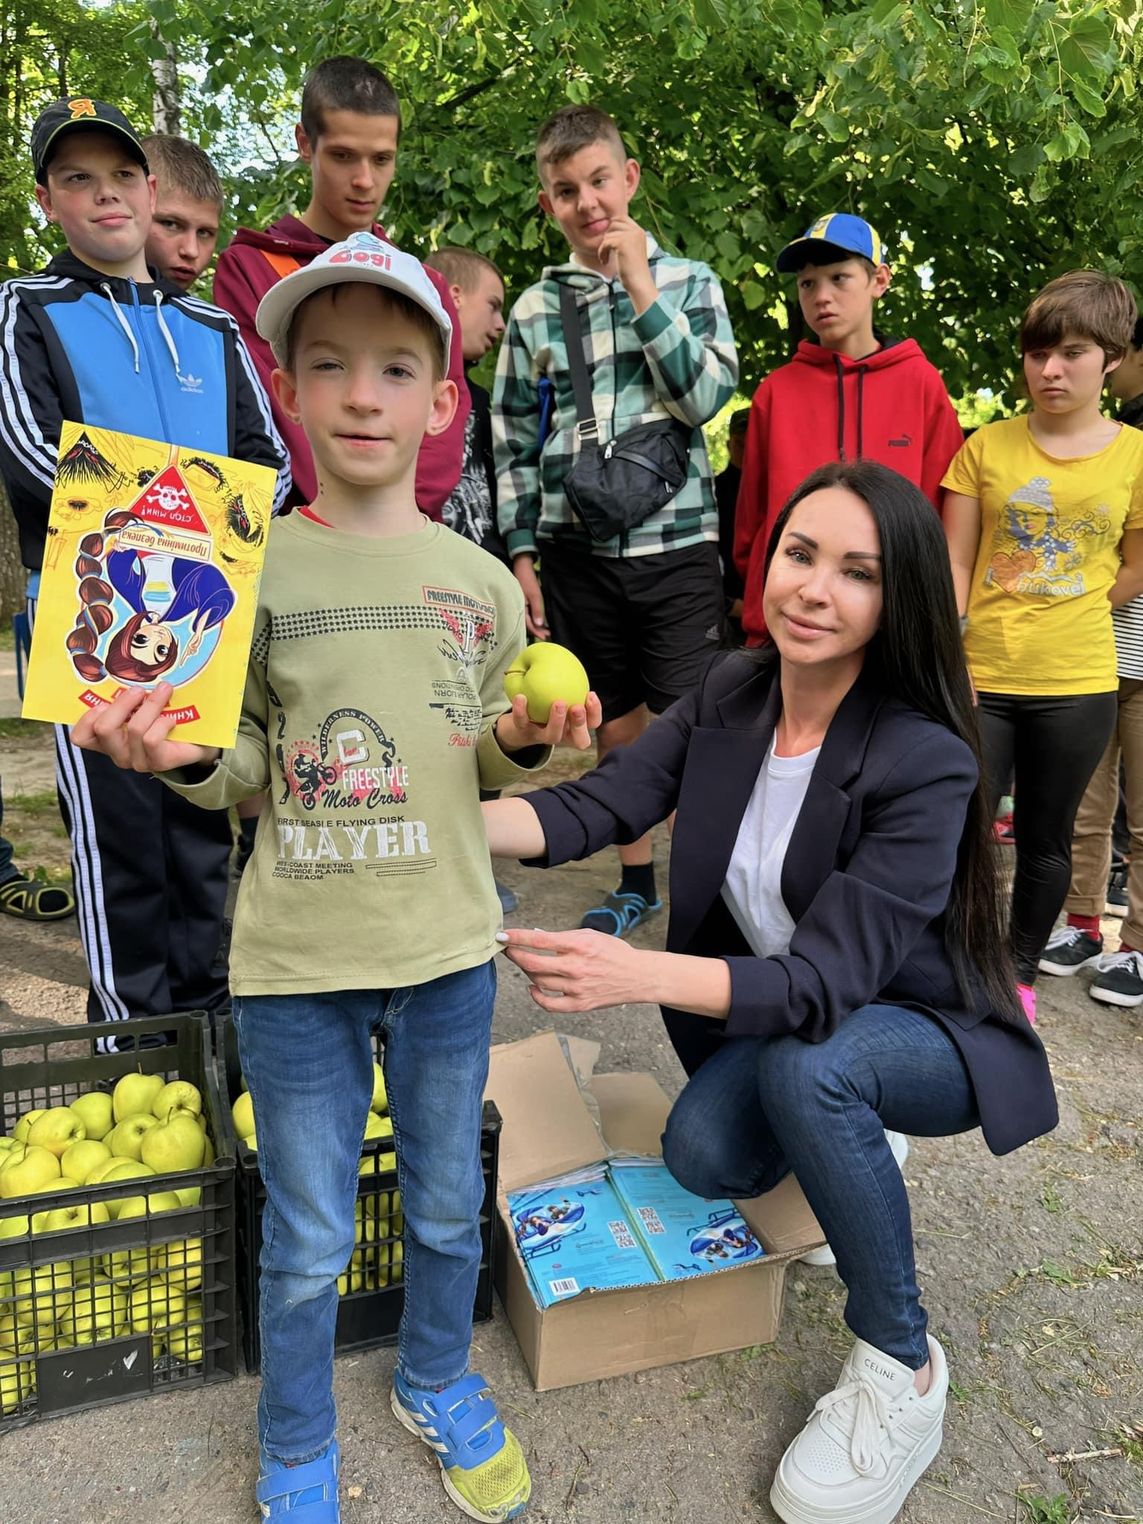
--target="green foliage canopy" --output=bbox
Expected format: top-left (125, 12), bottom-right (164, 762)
top-left (4, 0), bottom-right (1142, 408)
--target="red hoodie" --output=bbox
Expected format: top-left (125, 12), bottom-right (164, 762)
top-left (733, 338), bottom-right (964, 643)
top-left (213, 214), bottom-right (469, 515)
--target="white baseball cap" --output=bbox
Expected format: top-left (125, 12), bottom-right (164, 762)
top-left (255, 231), bottom-right (452, 370)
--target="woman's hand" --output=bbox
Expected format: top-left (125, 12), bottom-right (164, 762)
top-left (70, 681), bottom-right (220, 775)
top-left (496, 925), bottom-right (652, 1012)
top-left (495, 691), bottom-right (602, 753)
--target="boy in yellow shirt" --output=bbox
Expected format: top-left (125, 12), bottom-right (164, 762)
top-left (943, 271), bottom-right (1143, 1023)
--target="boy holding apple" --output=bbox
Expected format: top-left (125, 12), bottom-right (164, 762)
top-left (72, 232), bottom-right (599, 1523)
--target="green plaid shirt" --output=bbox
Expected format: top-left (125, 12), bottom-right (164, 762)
top-left (492, 237), bottom-right (738, 560)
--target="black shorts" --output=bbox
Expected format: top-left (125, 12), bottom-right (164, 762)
top-left (539, 539), bottom-right (724, 724)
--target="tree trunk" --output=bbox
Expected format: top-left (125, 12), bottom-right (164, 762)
top-left (150, 25), bottom-right (181, 135)
top-left (0, 481), bottom-right (25, 622)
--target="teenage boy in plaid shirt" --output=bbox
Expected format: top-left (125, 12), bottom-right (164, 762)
top-left (493, 104), bottom-right (737, 936)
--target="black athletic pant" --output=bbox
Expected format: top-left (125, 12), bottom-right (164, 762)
top-left (53, 726), bottom-right (231, 1024)
top-left (977, 690), bottom-right (1117, 984)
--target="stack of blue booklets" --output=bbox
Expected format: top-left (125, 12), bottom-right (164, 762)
top-left (507, 1157), bottom-right (766, 1308)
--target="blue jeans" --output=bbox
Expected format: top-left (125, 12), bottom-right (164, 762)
top-left (662, 1004), bottom-right (979, 1369)
top-left (232, 959), bottom-right (496, 1463)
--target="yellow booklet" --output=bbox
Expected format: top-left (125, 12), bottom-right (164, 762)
top-left (23, 422), bottom-right (274, 748)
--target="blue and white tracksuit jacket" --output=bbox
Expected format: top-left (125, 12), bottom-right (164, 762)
top-left (0, 251), bottom-right (289, 1028)
top-left (0, 249), bottom-right (289, 571)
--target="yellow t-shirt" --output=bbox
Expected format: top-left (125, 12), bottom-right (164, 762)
top-left (942, 416), bottom-right (1143, 694)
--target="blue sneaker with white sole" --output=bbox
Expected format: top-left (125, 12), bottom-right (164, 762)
top-left (391, 1370), bottom-right (530, 1521)
top-left (255, 1440), bottom-right (340, 1521)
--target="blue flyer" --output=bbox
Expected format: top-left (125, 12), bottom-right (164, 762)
top-left (508, 1170), bottom-right (656, 1307)
top-left (608, 1158), bottom-right (766, 1281)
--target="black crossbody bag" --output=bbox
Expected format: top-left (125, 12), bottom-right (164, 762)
top-left (559, 284), bottom-right (692, 543)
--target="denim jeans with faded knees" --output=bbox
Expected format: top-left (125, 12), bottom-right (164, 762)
top-left (233, 959), bottom-right (496, 1464)
top-left (662, 1003), bottom-right (980, 1370)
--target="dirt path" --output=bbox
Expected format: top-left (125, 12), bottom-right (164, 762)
top-left (1, 692), bottom-right (1140, 1524)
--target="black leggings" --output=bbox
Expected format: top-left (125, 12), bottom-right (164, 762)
top-left (977, 690), bottom-right (1117, 983)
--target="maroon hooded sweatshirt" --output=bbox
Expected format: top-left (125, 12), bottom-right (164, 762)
top-left (733, 337), bottom-right (965, 644)
top-left (213, 214), bottom-right (469, 515)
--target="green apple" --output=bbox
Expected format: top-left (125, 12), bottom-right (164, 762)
top-left (101, 1159), bottom-right (158, 1217)
top-left (151, 1080), bottom-right (202, 1123)
top-left (162, 1230), bottom-right (204, 1293)
top-left (0, 1210), bottom-right (30, 1240)
top-left (231, 1092), bottom-right (256, 1141)
top-left (106, 1114), bottom-right (160, 1160)
top-left (0, 1137), bottom-right (18, 1156)
top-left (166, 1293), bottom-right (204, 1362)
top-left (370, 1061), bottom-right (388, 1114)
top-left (11, 1258), bottom-right (73, 1328)
top-left (0, 1145), bottom-right (62, 1199)
top-left (243, 1130), bottom-right (258, 1154)
top-left (128, 1278), bottom-right (187, 1356)
top-left (503, 641), bottom-right (590, 724)
top-left (70, 1090), bottom-right (114, 1141)
top-left (140, 1113), bottom-right (206, 1174)
top-left (26, 1106), bottom-right (86, 1158)
top-left (111, 1072), bottom-right (165, 1124)
top-left (363, 1111), bottom-right (393, 1143)
top-left (12, 1109), bottom-right (46, 1144)
top-left (0, 1352), bottom-right (36, 1413)
top-left (201, 1132), bottom-right (215, 1166)
top-left (174, 1186), bottom-right (201, 1208)
top-left (85, 1156), bottom-right (128, 1187)
top-left (57, 1275), bottom-right (128, 1346)
top-left (0, 1311), bottom-right (52, 1357)
top-left (34, 1199), bottom-right (111, 1235)
top-left (60, 1139), bottom-right (112, 1185)
top-left (105, 1191), bottom-right (183, 1282)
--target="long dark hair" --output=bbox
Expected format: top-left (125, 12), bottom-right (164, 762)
top-left (760, 461), bottom-right (1021, 1024)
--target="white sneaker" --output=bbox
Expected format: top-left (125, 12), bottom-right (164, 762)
top-left (797, 1132), bottom-right (910, 1269)
top-left (770, 1334), bottom-right (947, 1524)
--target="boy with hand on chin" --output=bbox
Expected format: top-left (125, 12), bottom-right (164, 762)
top-left (73, 231), bottom-right (598, 1524)
top-left (494, 104), bottom-right (737, 938)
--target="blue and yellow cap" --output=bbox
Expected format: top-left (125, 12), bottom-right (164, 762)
top-left (776, 214), bottom-right (885, 274)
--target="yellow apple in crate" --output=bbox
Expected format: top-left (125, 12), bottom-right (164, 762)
top-left (370, 1061), bottom-right (387, 1114)
top-left (57, 1275), bottom-right (128, 1346)
top-left (503, 642), bottom-right (590, 723)
top-left (128, 1278), bottom-right (187, 1358)
top-left (70, 1090), bottom-right (114, 1141)
top-left (151, 1080), bottom-right (202, 1122)
top-left (11, 1258), bottom-right (73, 1329)
top-left (106, 1115), bottom-right (160, 1160)
top-left (112, 1072), bottom-right (165, 1124)
top-left (166, 1294), bottom-right (204, 1362)
top-left (141, 1113), bottom-right (206, 1173)
top-left (0, 1145), bottom-right (61, 1199)
top-left (231, 1091), bottom-right (256, 1141)
top-left (61, 1139), bottom-right (112, 1185)
top-left (0, 1352), bottom-right (36, 1414)
top-left (12, 1109), bottom-right (46, 1144)
top-left (26, 1107), bottom-right (86, 1157)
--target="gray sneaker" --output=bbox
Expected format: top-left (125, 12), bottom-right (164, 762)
top-left (1090, 949), bottom-right (1143, 1008)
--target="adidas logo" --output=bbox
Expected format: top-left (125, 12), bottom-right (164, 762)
top-left (179, 372), bottom-right (203, 395)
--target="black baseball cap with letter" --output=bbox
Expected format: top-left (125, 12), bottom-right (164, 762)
top-left (31, 98), bottom-right (149, 185)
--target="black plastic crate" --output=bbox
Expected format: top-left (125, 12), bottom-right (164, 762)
top-left (0, 1014), bottom-right (237, 1430)
top-left (214, 1013), bottom-right (501, 1373)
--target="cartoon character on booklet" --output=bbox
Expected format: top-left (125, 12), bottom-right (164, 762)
top-left (65, 509), bottom-right (234, 688)
top-left (514, 1199), bottom-right (584, 1255)
top-left (687, 1211), bottom-right (761, 1265)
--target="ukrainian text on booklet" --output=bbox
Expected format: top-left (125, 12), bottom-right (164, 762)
top-left (508, 1160), bottom-right (766, 1306)
top-left (608, 1157), bottom-right (766, 1280)
top-left (22, 422), bottom-right (275, 748)
top-left (507, 1169), bottom-right (654, 1307)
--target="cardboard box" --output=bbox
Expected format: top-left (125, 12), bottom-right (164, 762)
top-left (484, 1031), bottom-right (825, 1391)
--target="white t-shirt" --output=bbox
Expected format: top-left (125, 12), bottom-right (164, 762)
top-left (721, 739), bottom-right (820, 958)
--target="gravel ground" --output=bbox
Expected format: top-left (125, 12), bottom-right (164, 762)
top-left (2, 698), bottom-right (1141, 1524)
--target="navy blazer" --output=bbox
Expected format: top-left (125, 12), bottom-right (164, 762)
top-left (526, 653), bottom-right (1058, 1157)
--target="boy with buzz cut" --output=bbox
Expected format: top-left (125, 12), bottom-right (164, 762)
top-left (74, 230), bottom-right (600, 1524)
top-left (494, 103), bottom-right (738, 937)
top-left (733, 213), bottom-right (964, 644)
top-left (140, 132), bottom-right (223, 292)
top-left (0, 97), bottom-right (289, 1031)
top-left (214, 54), bottom-right (469, 512)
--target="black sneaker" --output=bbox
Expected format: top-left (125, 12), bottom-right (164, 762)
top-left (1106, 862), bottom-right (1128, 916)
top-left (1038, 926), bottom-right (1103, 975)
top-left (1089, 950), bottom-right (1143, 1007)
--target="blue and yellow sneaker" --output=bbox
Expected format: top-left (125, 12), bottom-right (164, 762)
top-left (391, 1370), bottom-right (530, 1521)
